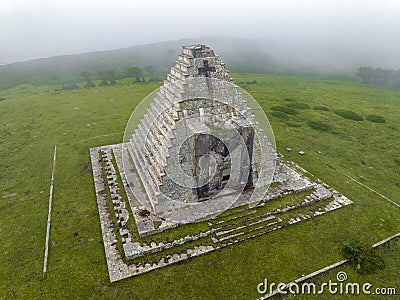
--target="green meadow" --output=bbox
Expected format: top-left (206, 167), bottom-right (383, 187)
top-left (0, 75), bottom-right (399, 299)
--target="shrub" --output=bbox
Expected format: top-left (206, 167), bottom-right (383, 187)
top-left (245, 80), bottom-right (257, 84)
top-left (307, 120), bottom-right (331, 132)
top-left (98, 80), bottom-right (108, 86)
top-left (61, 83), bottom-right (79, 90)
top-left (334, 109), bottom-right (363, 121)
top-left (313, 105), bottom-right (330, 111)
top-left (286, 102), bottom-right (310, 110)
top-left (270, 111), bottom-right (289, 120)
top-left (84, 81), bottom-right (95, 88)
top-left (271, 105), bottom-right (298, 115)
top-left (341, 241), bottom-right (385, 274)
top-left (286, 121), bottom-right (302, 127)
top-left (366, 114), bottom-right (385, 123)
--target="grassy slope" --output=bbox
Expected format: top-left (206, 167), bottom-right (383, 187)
top-left (0, 76), bottom-right (398, 299)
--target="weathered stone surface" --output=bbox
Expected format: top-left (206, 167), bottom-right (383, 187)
top-left (128, 45), bottom-right (266, 219)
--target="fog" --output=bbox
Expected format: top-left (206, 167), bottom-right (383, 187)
top-left (1, 0), bottom-right (400, 71)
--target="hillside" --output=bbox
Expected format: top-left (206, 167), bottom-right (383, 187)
top-left (0, 37), bottom-right (272, 89)
top-left (0, 36), bottom-right (365, 90)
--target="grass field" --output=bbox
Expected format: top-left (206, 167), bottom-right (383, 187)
top-left (0, 75), bottom-right (399, 299)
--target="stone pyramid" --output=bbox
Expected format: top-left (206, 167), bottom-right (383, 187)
top-left (127, 45), bottom-right (275, 218)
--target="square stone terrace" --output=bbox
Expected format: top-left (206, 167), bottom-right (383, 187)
top-left (90, 143), bottom-right (352, 282)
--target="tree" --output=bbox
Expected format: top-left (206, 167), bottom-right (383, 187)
top-left (126, 66), bottom-right (143, 82)
top-left (105, 70), bottom-right (115, 81)
top-left (144, 65), bottom-right (162, 82)
top-left (80, 71), bottom-right (92, 82)
top-left (357, 67), bottom-right (373, 85)
top-left (84, 81), bottom-right (95, 88)
top-left (97, 70), bottom-right (108, 86)
top-left (80, 71), bottom-right (95, 88)
top-left (103, 70), bottom-right (117, 84)
top-left (357, 66), bottom-right (400, 89)
top-left (97, 69), bottom-right (117, 84)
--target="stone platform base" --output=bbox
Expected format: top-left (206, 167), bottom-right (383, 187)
top-left (90, 143), bottom-right (352, 282)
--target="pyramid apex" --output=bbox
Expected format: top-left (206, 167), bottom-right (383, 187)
top-left (182, 44), bottom-right (215, 58)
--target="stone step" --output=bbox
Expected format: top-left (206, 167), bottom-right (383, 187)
top-left (136, 121), bottom-right (148, 137)
top-left (170, 66), bottom-right (185, 81)
top-left (128, 143), bottom-right (160, 204)
top-left (154, 105), bottom-right (173, 130)
top-left (135, 124), bottom-right (147, 145)
top-left (128, 144), bottom-right (156, 202)
top-left (212, 209), bottom-right (258, 227)
top-left (216, 217), bottom-right (282, 243)
top-left (142, 146), bottom-right (165, 176)
top-left (157, 88), bottom-right (169, 103)
top-left (166, 73), bottom-right (181, 84)
top-left (164, 78), bottom-right (185, 98)
top-left (154, 96), bottom-right (176, 129)
top-left (215, 215), bottom-right (277, 237)
top-left (144, 108), bottom-right (154, 124)
top-left (138, 123), bottom-right (167, 168)
top-left (143, 149), bottom-right (163, 183)
top-left (151, 99), bottom-right (168, 119)
top-left (143, 152), bottom-right (162, 185)
top-left (133, 143), bottom-right (164, 190)
top-left (159, 87), bottom-right (178, 105)
top-left (144, 106), bottom-right (172, 150)
top-left (146, 105), bottom-right (159, 128)
top-left (146, 125), bottom-right (162, 147)
top-left (144, 140), bottom-right (166, 167)
top-left (153, 96), bottom-right (170, 117)
top-left (174, 60), bottom-right (190, 73)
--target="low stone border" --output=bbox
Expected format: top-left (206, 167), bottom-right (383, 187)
top-left (43, 145), bottom-right (57, 273)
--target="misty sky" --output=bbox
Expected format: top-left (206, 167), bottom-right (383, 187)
top-left (1, 0), bottom-right (400, 67)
